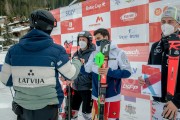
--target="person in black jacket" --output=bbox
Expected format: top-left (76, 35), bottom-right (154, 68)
top-left (139, 6), bottom-right (180, 120)
top-left (69, 31), bottom-right (95, 120)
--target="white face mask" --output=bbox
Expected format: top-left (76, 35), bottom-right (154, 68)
top-left (161, 24), bottom-right (175, 36)
top-left (79, 41), bottom-right (87, 49)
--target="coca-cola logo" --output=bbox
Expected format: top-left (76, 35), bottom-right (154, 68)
top-left (120, 12), bottom-right (137, 21)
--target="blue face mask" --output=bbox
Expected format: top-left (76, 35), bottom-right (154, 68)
top-left (96, 40), bottom-right (102, 46)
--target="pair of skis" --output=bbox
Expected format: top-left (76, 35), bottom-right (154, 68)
top-left (95, 40), bottom-right (111, 120)
top-left (63, 40), bottom-right (73, 120)
top-left (167, 33), bottom-right (180, 99)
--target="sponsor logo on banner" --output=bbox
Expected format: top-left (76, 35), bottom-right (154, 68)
top-left (115, 0), bottom-right (120, 5)
top-left (125, 49), bottom-right (140, 56)
top-left (86, 2), bottom-right (106, 11)
top-left (154, 8), bottom-right (162, 16)
top-left (120, 94), bottom-right (151, 120)
top-left (65, 9), bottom-right (75, 16)
top-left (122, 79), bottom-right (141, 93)
top-left (110, 0), bottom-right (148, 11)
top-left (61, 18), bottom-right (82, 34)
top-left (125, 104), bottom-right (136, 115)
top-left (118, 44), bottom-right (149, 62)
top-left (61, 32), bottom-right (78, 47)
top-left (60, 3), bottom-right (82, 21)
top-left (111, 4), bottom-right (149, 27)
top-left (119, 28), bottom-right (139, 40)
top-left (149, 1), bottom-right (169, 23)
top-left (82, 12), bottom-right (110, 31)
top-left (82, 0), bottom-right (110, 16)
top-left (96, 16), bottom-right (103, 23)
top-left (88, 16), bottom-right (103, 27)
top-left (120, 12), bottom-right (137, 21)
top-left (67, 22), bottom-right (74, 30)
top-left (111, 24), bottom-right (149, 44)
top-left (128, 61), bottom-right (147, 79)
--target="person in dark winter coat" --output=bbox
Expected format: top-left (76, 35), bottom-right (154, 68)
top-left (70, 31), bottom-right (95, 120)
top-left (139, 6), bottom-right (180, 120)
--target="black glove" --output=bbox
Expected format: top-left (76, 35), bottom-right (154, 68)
top-left (12, 101), bottom-right (23, 115)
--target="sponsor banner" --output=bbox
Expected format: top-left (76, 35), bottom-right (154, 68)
top-left (60, 3), bottom-right (82, 21)
top-left (82, 12), bottom-right (110, 31)
top-left (141, 65), bottom-right (162, 97)
top-left (111, 24), bottom-right (149, 44)
top-left (118, 44), bottom-right (149, 62)
top-left (110, 0), bottom-right (148, 11)
top-left (120, 93), bottom-right (151, 120)
top-left (61, 32), bottom-right (79, 47)
top-left (61, 18), bottom-right (82, 34)
top-left (82, 0), bottom-right (110, 17)
top-left (50, 8), bottom-right (60, 22)
top-left (149, 22), bottom-right (162, 42)
top-left (51, 35), bottom-right (61, 45)
top-left (51, 22), bottom-right (61, 35)
top-left (111, 4), bottom-right (149, 28)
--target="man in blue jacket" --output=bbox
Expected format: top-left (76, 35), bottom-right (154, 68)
top-left (0, 9), bottom-right (81, 120)
top-left (84, 28), bottom-right (131, 120)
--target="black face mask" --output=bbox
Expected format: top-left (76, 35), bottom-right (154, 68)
top-left (96, 40), bottom-right (102, 46)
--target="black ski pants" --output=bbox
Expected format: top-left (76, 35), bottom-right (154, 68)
top-left (17, 105), bottom-right (58, 120)
top-left (71, 90), bottom-right (92, 114)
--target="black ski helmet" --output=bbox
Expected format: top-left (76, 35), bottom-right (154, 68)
top-left (29, 9), bottom-right (57, 34)
top-left (77, 31), bottom-right (93, 46)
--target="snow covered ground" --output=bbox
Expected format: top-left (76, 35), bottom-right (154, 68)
top-left (0, 82), bottom-right (17, 120)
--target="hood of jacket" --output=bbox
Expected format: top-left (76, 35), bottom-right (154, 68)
top-left (19, 29), bottom-right (53, 51)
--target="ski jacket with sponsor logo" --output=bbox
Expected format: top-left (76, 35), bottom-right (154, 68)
top-left (148, 32), bottom-right (180, 108)
top-left (84, 44), bottom-right (131, 102)
top-left (0, 29), bottom-right (81, 110)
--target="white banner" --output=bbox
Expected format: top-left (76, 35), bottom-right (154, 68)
top-left (61, 32), bottom-right (79, 47)
top-left (82, 12), bottom-right (110, 31)
top-left (120, 94), bottom-right (151, 120)
top-left (60, 3), bottom-right (82, 21)
top-left (111, 24), bottom-right (149, 44)
top-left (110, 0), bottom-right (148, 11)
